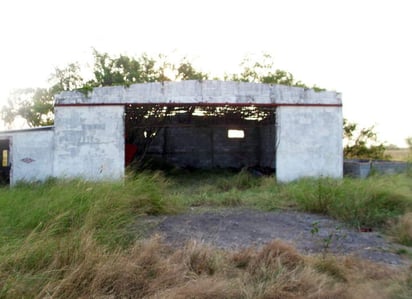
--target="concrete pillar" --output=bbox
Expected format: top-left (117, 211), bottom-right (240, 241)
top-left (53, 105), bottom-right (125, 180)
top-left (276, 106), bottom-right (343, 182)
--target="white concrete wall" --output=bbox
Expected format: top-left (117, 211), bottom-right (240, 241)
top-left (276, 106), bottom-right (343, 182)
top-left (53, 106), bottom-right (124, 180)
top-left (0, 128), bottom-right (54, 184)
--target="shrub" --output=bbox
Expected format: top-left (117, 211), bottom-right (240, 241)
top-left (343, 118), bottom-right (389, 160)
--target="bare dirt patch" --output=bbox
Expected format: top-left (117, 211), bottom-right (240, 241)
top-left (142, 208), bottom-right (409, 266)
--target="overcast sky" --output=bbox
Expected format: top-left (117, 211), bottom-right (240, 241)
top-left (0, 0), bottom-right (411, 146)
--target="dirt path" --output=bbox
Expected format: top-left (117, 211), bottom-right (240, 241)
top-left (143, 208), bottom-right (408, 266)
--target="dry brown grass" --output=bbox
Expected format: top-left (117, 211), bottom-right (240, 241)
top-left (332, 257), bottom-right (404, 299)
top-left (390, 212), bottom-right (412, 246)
top-left (386, 148), bottom-right (410, 161)
top-left (234, 241), bottom-right (346, 299)
top-left (2, 234), bottom-right (409, 299)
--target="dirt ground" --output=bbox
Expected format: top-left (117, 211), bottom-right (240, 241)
top-left (142, 208), bottom-right (409, 266)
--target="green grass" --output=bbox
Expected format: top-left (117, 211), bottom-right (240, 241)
top-left (0, 171), bottom-right (411, 297)
top-left (283, 176), bottom-right (411, 228)
top-left (168, 171), bottom-right (412, 228)
top-left (0, 172), bottom-right (180, 258)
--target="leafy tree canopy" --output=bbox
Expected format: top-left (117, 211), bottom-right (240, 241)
top-left (406, 137), bottom-right (412, 161)
top-left (1, 50), bottom-right (319, 127)
top-left (343, 118), bottom-right (389, 160)
top-left (226, 53), bottom-right (325, 91)
top-left (1, 88), bottom-right (54, 128)
top-left (406, 137), bottom-right (412, 149)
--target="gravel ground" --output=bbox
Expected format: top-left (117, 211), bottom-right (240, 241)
top-left (143, 208), bottom-right (409, 266)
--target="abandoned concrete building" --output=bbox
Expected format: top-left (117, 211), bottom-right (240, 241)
top-left (0, 80), bottom-right (343, 185)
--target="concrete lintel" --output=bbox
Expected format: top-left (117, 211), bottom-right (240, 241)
top-left (55, 80), bottom-right (341, 106)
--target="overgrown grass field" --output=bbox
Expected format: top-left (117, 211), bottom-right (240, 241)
top-left (1, 171), bottom-right (412, 298)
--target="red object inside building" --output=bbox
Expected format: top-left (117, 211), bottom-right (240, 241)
top-left (125, 144), bottom-right (138, 166)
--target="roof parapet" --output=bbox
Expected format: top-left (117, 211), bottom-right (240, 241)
top-left (55, 80), bottom-right (341, 106)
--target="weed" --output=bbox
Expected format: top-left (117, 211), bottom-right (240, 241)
top-left (310, 221), bottom-right (347, 258)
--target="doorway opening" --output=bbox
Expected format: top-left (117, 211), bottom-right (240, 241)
top-left (124, 104), bottom-right (277, 173)
top-left (0, 139), bottom-right (10, 185)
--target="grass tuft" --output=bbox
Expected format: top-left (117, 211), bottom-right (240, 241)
top-left (314, 257), bottom-right (348, 282)
top-left (247, 240), bottom-right (303, 274)
top-left (391, 212), bottom-right (412, 246)
top-left (184, 240), bottom-right (221, 276)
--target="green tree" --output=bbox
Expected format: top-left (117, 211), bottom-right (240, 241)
top-left (87, 50), bottom-right (173, 88)
top-left (406, 137), bottom-right (412, 161)
top-left (343, 119), bottom-right (388, 160)
top-left (175, 58), bottom-right (208, 81)
top-left (406, 137), bottom-right (412, 149)
top-left (1, 63), bottom-right (84, 127)
top-left (1, 88), bottom-right (54, 127)
top-left (1, 51), bottom-right (325, 127)
top-left (49, 63), bottom-right (84, 93)
top-left (1, 50), bottom-right (215, 126)
top-left (227, 53), bottom-right (325, 90)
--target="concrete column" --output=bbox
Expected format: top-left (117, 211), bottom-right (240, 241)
top-left (53, 105), bottom-right (125, 180)
top-left (276, 106), bottom-right (343, 182)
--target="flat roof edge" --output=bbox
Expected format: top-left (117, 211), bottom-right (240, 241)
top-left (55, 80), bottom-right (342, 106)
top-left (0, 126), bottom-right (54, 134)
top-left (54, 102), bottom-right (342, 107)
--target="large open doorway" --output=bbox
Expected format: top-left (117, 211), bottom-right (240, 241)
top-left (124, 104), bottom-right (277, 173)
top-left (0, 139), bottom-right (10, 185)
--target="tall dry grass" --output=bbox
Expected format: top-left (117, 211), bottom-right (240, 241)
top-left (385, 148), bottom-right (410, 161)
top-left (14, 236), bottom-right (408, 299)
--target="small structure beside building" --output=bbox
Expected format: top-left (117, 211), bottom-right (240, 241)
top-left (0, 80), bottom-right (343, 185)
top-left (344, 159), bottom-right (409, 178)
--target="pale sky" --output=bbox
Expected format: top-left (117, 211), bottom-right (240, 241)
top-left (0, 0), bottom-right (411, 146)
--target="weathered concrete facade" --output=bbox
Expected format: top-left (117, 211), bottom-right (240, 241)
top-left (57, 80), bottom-right (340, 106)
top-left (53, 106), bottom-right (124, 180)
top-left (0, 80), bottom-right (343, 184)
top-left (0, 127), bottom-right (54, 184)
top-left (276, 106), bottom-right (343, 181)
